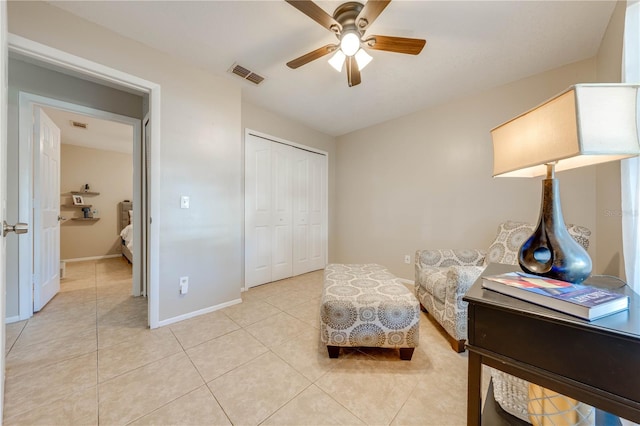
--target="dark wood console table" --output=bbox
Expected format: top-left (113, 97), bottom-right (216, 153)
top-left (464, 263), bottom-right (640, 425)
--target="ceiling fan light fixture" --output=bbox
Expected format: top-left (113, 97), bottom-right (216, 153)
top-left (340, 31), bottom-right (360, 56)
top-left (328, 50), bottom-right (346, 72)
top-left (355, 48), bottom-right (372, 70)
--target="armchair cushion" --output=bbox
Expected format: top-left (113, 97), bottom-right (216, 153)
top-left (484, 221), bottom-right (592, 267)
top-left (484, 221), bottom-right (533, 266)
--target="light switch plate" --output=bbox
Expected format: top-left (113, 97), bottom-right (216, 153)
top-left (180, 196), bottom-right (190, 209)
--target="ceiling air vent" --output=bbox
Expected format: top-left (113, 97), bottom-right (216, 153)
top-left (229, 63), bottom-right (265, 85)
top-left (70, 121), bottom-right (88, 129)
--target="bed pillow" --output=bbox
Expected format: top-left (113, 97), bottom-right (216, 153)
top-left (128, 210), bottom-right (133, 224)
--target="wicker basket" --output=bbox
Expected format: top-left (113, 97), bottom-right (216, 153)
top-left (491, 369), bottom-right (595, 425)
top-left (491, 369), bottom-right (530, 422)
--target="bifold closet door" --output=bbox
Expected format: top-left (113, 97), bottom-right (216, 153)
top-left (245, 133), bottom-right (326, 288)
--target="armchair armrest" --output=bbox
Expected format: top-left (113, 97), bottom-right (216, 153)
top-left (415, 248), bottom-right (486, 269)
top-left (440, 264), bottom-right (485, 342)
top-left (446, 265), bottom-right (485, 301)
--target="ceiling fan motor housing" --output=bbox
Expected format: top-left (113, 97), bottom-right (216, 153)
top-left (332, 2), bottom-right (365, 38)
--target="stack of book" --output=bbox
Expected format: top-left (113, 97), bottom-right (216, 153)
top-left (482, 272), bottom-right (629, 321)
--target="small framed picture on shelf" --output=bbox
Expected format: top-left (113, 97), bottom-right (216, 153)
top-left (72, 195), bottom-right (84, 205)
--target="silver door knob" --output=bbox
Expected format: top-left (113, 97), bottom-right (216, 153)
top-left (3, 221), bottom-right (29, 237)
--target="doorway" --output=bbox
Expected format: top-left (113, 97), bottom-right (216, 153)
top-left (8, 34), bottom-right (161, 328)
top-left (17, 95), bottom-right (141, 319)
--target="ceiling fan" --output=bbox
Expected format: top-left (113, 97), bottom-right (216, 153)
top-left (285, 0), bottom-right (426, 87)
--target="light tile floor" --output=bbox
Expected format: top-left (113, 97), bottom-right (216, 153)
top-left (3, 258), bottom-right (485, 425)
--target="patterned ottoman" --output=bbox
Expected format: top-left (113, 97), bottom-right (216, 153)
top-left (320, 264), bottom-right (420, 360)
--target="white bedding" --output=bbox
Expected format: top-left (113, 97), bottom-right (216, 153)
top-left (120, 223), bottom-right (134, 251)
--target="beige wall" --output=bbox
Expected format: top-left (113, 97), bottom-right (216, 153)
top-left (60, 144), bottom-right (133, 260)
top-left (241, 101), bottom-right (338, 261)
top-left (9, 1), bottom-right (243, 322)
top-left (594, 0), bottom-right (626, 278)
top-left (335, 58), bottom-right (599, 280)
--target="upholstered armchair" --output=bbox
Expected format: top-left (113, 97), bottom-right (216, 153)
top-left (414, 221), bottom-right (591, 352)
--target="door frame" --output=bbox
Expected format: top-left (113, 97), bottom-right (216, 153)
top-left (243, 128), bottom-right (329, 290)
top-left (18, 94), bottom-right (142, 316)
top-left (1, 2), bottom-right (8, 421)
top-left (9, 33), bottom-right (161, 328)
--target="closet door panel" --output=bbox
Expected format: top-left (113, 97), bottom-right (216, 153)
top-left (293, 150), bottom-right (310, 275)
top-left (245, 135), bottom-right (272, 288)
top-left (308, 153), bottom-right (326, 271)
top-left (271, 143), bottom-right (293, 281)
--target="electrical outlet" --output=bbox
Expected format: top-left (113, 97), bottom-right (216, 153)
top-left (179, 276), bottom-right (189, 294)
top-left (180, 195), bottom-right (190, 209)
top-left (404, 255), bottom-right (411, 264)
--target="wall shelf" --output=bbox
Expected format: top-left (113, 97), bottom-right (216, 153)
top-left (61, 189), bottom-right (99, 220)
top-left (61, 204), bottom-right (92, 208)
top-left (70, 191), bottom-right (100, 196)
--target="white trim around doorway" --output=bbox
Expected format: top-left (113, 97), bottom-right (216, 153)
top-left (9, 34), bottom-right (161, 329)
top-left (17, 93), bottom-right (141, 321)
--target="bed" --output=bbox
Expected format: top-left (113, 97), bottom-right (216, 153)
top-left (119, 201), bottom-right (133, 264)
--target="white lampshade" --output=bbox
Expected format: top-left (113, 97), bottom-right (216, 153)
top-left (328, 50), bottom-right (346, 72)
top-left (340, 32), bottom-right (360, 57)
top-left (355, 49), bottom-right (372, 70)
top-left (491, 84), bottom-right (640, 177)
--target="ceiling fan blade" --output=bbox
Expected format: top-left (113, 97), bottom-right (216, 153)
top-left (346, 56), bottom-right (361, 87)
top-left (287, 44), bottom-right (339, 69)
top-left (365, 35), bottom-right (426, 55)
top-left (356, 0), bottom-right (391, 32)
top-left (286, 0), bottom-right (342, 34)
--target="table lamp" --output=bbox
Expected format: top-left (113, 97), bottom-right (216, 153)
top-left (491, 84), bottom-right (640, 283)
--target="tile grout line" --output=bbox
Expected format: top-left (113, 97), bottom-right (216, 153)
top-left (178, 335), bottom-right (235, 426)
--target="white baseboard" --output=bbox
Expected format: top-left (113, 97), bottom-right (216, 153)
top-left (62, 254), bottom-right (121, 263)
top-left (5, 315), bottom-right (21, 324)
top-left (399, 278), bottom-right (415, 286)
top-left (157, 298), bottom-right (243, 328)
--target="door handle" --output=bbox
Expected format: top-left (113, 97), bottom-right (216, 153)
top-left (3, 221), bottom-right (29, 237)
top-left (58, 216), bottom-right (67, 221)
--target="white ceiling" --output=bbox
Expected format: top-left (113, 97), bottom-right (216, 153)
top-left (42, 107), bottom-right (134, 154)
top-left (47, 1), bottom-right (616, 137)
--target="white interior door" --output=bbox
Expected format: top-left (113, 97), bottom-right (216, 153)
top-left (271, 143), bottom-right (293, 282)
top-left (245, 135), bottom-right (273, 287)
top-left (33, 107), bottom-right (60, 311)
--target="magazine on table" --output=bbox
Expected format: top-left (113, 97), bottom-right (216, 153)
top-left (481, 272), bottom-right (629, 321)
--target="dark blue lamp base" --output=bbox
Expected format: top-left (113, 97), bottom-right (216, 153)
top-left (519, 176), bottom-right (592, 284)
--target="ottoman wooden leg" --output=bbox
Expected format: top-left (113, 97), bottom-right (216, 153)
top-left (327, 345), bottom-right (340, 358)
top-left (399, 348), bottom-right (415, 361)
